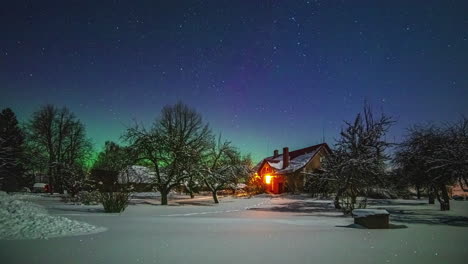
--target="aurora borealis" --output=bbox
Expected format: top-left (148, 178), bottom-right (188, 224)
top-left (1, 1), bottom-right (467, 162)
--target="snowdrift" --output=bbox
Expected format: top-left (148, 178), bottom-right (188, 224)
top-left (0, 192), bottom-right (104, 240)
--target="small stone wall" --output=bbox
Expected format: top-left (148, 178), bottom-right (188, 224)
top-left (352, 209), bottom-right (390, 229)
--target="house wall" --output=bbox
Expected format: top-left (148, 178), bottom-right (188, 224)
top-left (259, 162), bottom-right (286, 194)
top-left (303, 148), bottom-right (327, 172)
top-left (294, 148), bottom-right (327, 189)
top-left (260, 162), bottom-right (274, 176)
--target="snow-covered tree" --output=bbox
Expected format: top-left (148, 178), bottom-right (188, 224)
top-left (200, 136), bottom-right (251, 203)
top-left (394, 118), bottom-right (468, 211)
top-left (317, 104), bottom-right (394, 212)
top-left (394, 125), bottom-right (441, 203)
top-left (183, 162), bottom-right (203, 199)
top-left (431, 118), bottom-right (468, 195)
top-left (124, 102), bottom-right (212, 205)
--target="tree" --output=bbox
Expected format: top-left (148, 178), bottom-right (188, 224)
top-left (26, 105), bottom-right (92, 193)
top-left (394, 125), bottom-right (440, 203)
top-left (0, 108), bottom-right (25, 191)
top-left (90, 141), bottom-right (135, 212)
top-left (124, 102), bottom-right (212, 205)
top-left (91, 141), bottom-right (134, 191)
top-left (183, 162), bottom-right (203, 199)
top-left (93, 141), bottom-right (133, 173)
top-left (317, 104), bottom-right (394, 212)
top-left (431, 118), bottom-right (468, 200)
top-left (200, 137), bottom-right (250, 203)
top-left (394, 118), bottom-right (468, 211)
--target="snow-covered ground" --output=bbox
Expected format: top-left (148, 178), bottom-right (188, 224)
top-left (0, 194), bottom-right (467, 263)
top-left (0, 192), bottom-right (105, 240)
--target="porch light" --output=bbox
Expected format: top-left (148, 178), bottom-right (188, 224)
top-left (265, 174), bottom-right (272, 184)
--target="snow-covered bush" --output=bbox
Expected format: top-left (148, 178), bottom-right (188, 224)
top-left (317, 104), bottom-right (394, 211)
top-left (100, 192), bottom-right (130, 213)
top-left (339, 196), bottom-right (367, 215)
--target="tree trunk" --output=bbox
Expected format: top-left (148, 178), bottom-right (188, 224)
top-left (48, 158), bottom-right (54, 194)
top-left (185, 184), bottom-right (194, 198)
top-left (160, 188), bottom-right (168, 205)
top-left (438, 185), bottom-right (450, 211)
top-left (334, 187), bottom-right (346, 209)
top-left (334, 195), bottom-right (341, 209)
top-left (428, 187), bottom-right (435, 204)
top-left (416, 185), bottom-right (421, 200)
top-left (428, 194), bottom-right (435, 204)
top-left (212, 190), bottom-right (219, 204)
top-left (186, 177), bottom-right (195, 199)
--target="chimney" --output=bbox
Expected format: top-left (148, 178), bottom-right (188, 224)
top-left (282, 147), bottom-right (289, 169)
top-left (273, 149), bottom-right (279, 158)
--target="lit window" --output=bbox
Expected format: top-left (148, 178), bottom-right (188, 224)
top-left (265, 175), bottom-right (272, 184)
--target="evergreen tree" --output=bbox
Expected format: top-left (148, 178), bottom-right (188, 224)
top-left (0, 108), bottom-right (25, 191)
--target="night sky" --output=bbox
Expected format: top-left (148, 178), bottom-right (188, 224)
top-left (1, 0), bottom-right (467, 161)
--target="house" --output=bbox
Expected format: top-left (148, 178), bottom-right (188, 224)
top-left (118, 165), bottom-right (155, 185)
top-left (117, 165), bottom-right (157, 191)
top-left (255, 143), bottom-right (331, 194)
top-left (450, 183), bottom-right (467, 199)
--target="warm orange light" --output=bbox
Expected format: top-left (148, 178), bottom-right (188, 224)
top-left (265, 175), bottom-right (272, 184)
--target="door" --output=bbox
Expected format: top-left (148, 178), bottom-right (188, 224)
top-left (278, 182), bottom-right (283, 194)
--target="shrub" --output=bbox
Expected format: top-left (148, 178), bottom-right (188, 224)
top-left (77, 190), bottom-right (101, 205)
top-left (339, 196), bottom-right (367, 215)
top-left (100, 192), bottom-right (130, 213)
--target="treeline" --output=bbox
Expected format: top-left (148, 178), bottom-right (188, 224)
top-left (1, 103), bottom-right (466, 211)
top-left (0, 102), bottom-right (252, 206)
top-left (0, 106), bottom-right (92, 193)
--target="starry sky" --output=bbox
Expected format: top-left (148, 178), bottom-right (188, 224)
top-left (1, 0), bottom-right (467, 162)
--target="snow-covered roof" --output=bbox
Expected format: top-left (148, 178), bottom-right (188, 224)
top-left (118, 165), bottom-right (155, 184)
top-left (256, 143), bottom-right (331, 175)
top-left (277, 150), bottom-right (318, 174)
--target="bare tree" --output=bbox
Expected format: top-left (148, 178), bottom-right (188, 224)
top-left (394, 125), bottom-right (441, 204)
top-left (318, 104), bottom-right (394, 212)
top-left (200, 137), bottom-right (241, 203)
top-left (125, 102), bottom-right (212, 205)
top-left (394, 117), bottom-right (468, 211)
top-left (26, 105), bottom-right (91, 193)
